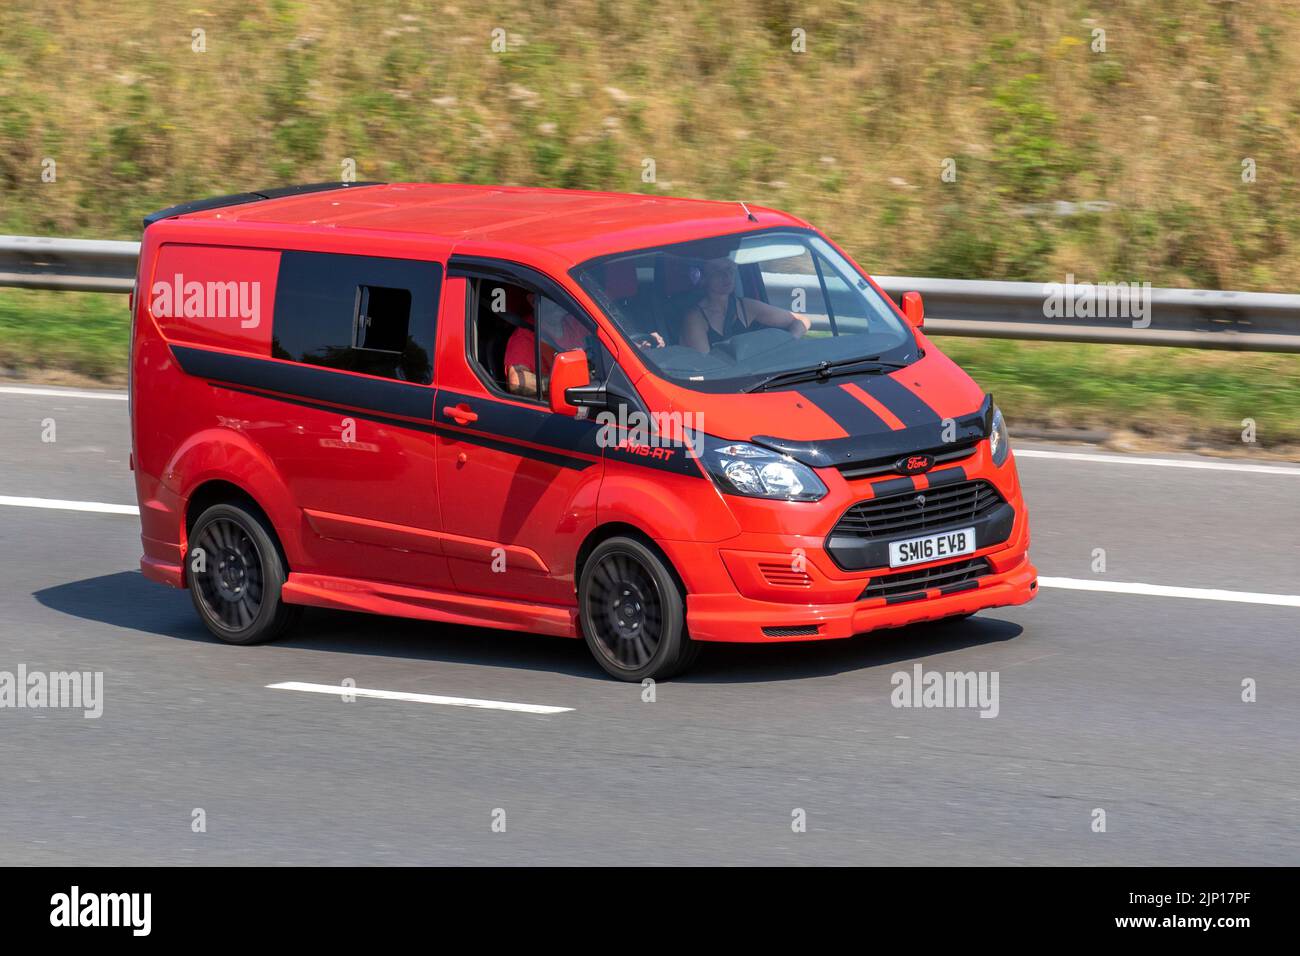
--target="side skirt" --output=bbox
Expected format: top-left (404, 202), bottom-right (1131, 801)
top-left (280, 572), bottom-right (580, 639)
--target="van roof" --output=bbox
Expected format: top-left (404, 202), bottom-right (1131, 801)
top-left (154, 182), bottom-right (810, 265)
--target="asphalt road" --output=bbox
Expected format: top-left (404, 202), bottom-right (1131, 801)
top-left (0, 384), bottom-right (1296, 865)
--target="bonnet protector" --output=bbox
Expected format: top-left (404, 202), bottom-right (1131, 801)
top-left (751, 393), bottom-right (994, 469)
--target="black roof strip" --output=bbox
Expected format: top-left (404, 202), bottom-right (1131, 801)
top-left (142, 181), bottom-right (385, 229)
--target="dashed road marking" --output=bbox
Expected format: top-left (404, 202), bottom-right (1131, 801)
top-left (1038, 576), bottom-right (1300, 608)
top-left (1017, 448), bottom-right (1300, 476)
top-left (0, 385), bottom-right (127, 401)
top-left (266, 681), bottom-right (574, 715)
top-left (0, 495), bottom-right (138, 515)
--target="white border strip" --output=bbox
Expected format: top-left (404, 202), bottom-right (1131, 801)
top-left (0, 495), bottom-right (138, 515)
top-left (0, 385), bottom-right (127, 401)
top-left (1016, 448), bottom-right (1300, 476)
top-left (1038, 576), bottom-right (1300, 608)
top-left (266, 681), bottom-right (573, 715)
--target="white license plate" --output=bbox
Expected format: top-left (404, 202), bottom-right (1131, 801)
top-left (888, 527), bottom-right (976, 568)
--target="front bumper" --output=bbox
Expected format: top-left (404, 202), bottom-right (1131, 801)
top-left (665, 451), bottom-right (1036, 641)
top-left (685, 550), bottom-right (1037, 642)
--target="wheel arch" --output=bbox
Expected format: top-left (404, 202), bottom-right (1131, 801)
top-left (166, 426), bottom-right (303, 573)
top-left (575, 522), bottom-right (688, 599)
top-left (183, 479), bottom-right (292, 584)
top-left (185, 479), bottom-right (270, 535)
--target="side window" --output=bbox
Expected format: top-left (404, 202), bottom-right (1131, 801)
top-left (272, 252), bottom-right (440, 384)
top-left (469, 277), bottom-right (601, 403)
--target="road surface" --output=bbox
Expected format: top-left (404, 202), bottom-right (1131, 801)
top-left (0, 384), bottom-right (1295, 865)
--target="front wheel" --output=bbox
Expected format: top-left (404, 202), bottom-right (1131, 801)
top-left (578, 537), bottom-right (701, 681)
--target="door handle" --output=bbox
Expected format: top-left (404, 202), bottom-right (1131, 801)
top-left (443, 403), bottom-right (478, 425)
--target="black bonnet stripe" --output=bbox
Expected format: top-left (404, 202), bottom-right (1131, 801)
top-left (925, 466), bottom-right (967, 487)
top-left (869, 476), bottom-right (917, 498)
top-left (795, 384), bottom-right (890, 434)
top-left (849, 375), bottom-right (941, 427)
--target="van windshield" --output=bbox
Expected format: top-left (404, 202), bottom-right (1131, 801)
top-left (572, 229), bottom-right (918, 393)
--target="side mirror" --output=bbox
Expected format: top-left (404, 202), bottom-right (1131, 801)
top-left (901, 291), bottom-right (924, 329)
top-left (549, 349), bottom-right (590, 416)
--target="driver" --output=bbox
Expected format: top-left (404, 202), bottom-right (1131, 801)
top-left (680, 257), bottom-right (810, 353)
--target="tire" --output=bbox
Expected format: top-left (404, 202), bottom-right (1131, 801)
top-left (578, 536), bottom-right (701, 681)
top-left (187, 502), bottom-right (301, 645)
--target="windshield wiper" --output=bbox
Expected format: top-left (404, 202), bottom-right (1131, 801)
top-left (744, 355), bottom-right (909, 393)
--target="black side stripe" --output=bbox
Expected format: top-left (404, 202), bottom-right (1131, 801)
top-left (939, 580), bottom-right (980, 596)
top-left (215, 382), bottom-right (595, 471)
top-left (437, 388), bottom-right (601, 456)
top-left (172, 345), bottom-right (433, 420)
top-left (438, 424), bottom-right (594, 471)
top-left (176, 346), bottom-right (700, 476)
top-left (795, 384), bottom-right (891, 435)
top-left (437, 388), bottom-right (705, 479)
top-left (216, 383), bottom-right (439, 433)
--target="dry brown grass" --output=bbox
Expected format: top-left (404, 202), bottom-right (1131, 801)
top-left (2, 1), bottom-right (1299, 290)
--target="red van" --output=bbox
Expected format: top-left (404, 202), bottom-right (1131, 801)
top-left (130, 182), bottom-right (1036, 679)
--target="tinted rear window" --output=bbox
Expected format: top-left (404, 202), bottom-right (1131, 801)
top-left (272, 252), bottom-right (441, 384)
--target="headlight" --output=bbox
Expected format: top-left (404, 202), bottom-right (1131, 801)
top-left (703, 440), bottom-right (827, 501)
top-left (989, 406), bottom-right (1010, 466)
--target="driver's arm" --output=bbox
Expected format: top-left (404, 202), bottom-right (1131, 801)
top-left (746, 299), bottom-right (810, 337)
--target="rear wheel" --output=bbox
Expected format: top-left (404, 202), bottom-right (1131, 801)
top-left (188, 502), bottom-right (301, 645)
top-left (579, 537), bottom-right (701, 681)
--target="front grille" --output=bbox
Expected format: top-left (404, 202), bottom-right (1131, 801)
top-left (834, 441), bottom-right (976, 480)
top-left (833, 479), bottom-right (1004, 541)
top-left (762, 624), bottom-right (822, 637)
top-left (859, 557), bottom-right (991, 601)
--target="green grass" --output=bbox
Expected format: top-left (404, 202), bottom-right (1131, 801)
top-left (0, 289), bottom-right (129, 382)
top-left (936, 337), bottom-right (1300, 448)
top-left (3, 288), bottom-right (1297, 452)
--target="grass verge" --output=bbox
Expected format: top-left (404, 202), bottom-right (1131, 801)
top-left (935, 337), bottom-right (1300, 451)
top-left (2, 288), bottom-right (1296, 454)
top-left (0, 288), bottom-right (129, 383)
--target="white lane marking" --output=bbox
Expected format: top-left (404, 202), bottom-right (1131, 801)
top-left (266, 681), bottom-right (573, 715)
top-left (1038, 577), bottom-right (1300, 608)
top-left (1016, 448), bottom-right (1300, 476)
top-left (0, 495), bottom-right (138, 515)
top-left (0, 385), bottom-right (127, 401)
